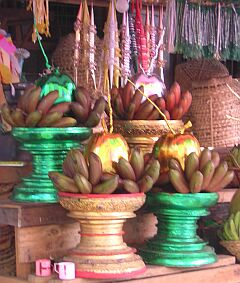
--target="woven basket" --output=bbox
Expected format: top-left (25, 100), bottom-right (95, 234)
top-left (52, 33), bottom-right (104, 97)
top-left (175, 59), bottom-right (240, 147)
top-left (220, 240), bottom-right (240, 260)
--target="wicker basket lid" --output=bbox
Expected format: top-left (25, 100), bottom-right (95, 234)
top-left (175, 59), bottom-right (230, 90)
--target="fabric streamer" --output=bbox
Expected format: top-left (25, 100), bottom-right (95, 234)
top-left (27, 0), bottom-right (50, 43)
top-left (165, 0), bottom-right (240, 61)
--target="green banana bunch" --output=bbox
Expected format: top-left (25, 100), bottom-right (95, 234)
top-left (218, 212), bottom-right (240, 241)
top-left (115, 147), bottom-right (160, 193)
top-left (168, 148), bottom-right (234, 194)
top-left (227, 145), bottom-right (240, 169)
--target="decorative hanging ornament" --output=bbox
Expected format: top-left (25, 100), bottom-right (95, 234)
top-left (84, 133), bottom-right (129, 174)
top-left (152, 132), bottom-right (201, 185)
top-left (35, 68), bottom-right (75, 104)
top-left (116, 0), bottom-right (129, 13)
top-left (73, 1), bottom-right (83, 85)
top-left (27, 0), bottom-right (50, 43)
top-left (89, 3), bottom-right (97, 89)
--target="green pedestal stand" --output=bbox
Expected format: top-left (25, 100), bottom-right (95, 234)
top-left (11, 127), bottom-right (92, 203)
top-left (139, 192), bottom-right (219, 267)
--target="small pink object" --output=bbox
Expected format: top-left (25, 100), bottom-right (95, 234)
top-left (35, 259), bottom-right (51, 277)
top-left (54, 262), bottom-right (75, 280)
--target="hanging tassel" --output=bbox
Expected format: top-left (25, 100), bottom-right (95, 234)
top-left (214, 2), bottom-right (221, 60)
top-left (89, 3), bottom-right (96, 89)
top-left (165, 0), bottom-right (176, 53)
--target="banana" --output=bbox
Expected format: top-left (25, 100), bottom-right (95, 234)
top-left (182, 91), bottom-right (192, 111)
top-left (162, 110), bottom-right (170, 120)
top-left (165, 92), bottom-right (175, 112)
top-left (89, 152), bottom-right (102, 185)
top-left (122, 180), bottom-right (139, 193)
top-left (131, 86), bottom-right (143, 113)
top-left (62, 157), bottom-right (75, 178)
top-left (155, 97), bottom-right (166, 110)
top-left (75, 87), bottom-right (90, 111)
top-left (201, 160), bottom-right (215, 190)
top-left (169, 169), bottom-right (189, 193)
top-left (114, 94), bottom-right (125, 118)
top-left (126, 102), bottom-right (135, 120)
top-left (185, 152), bottom-right (199, 181)
top-left (51, 117), bottom-right (77, 127)
top-left (48, 171), bottom-right (79, 193)
top-left (223, 221), bottom-right (234, 240)
top-left (71, 102), bottom-right (89, 123)
top-left (110, 86), bottom-right (119, 101)
top-left (134, 103), bottom-right (154, 120)
top-left (74, 173), bottom-right (92, 194)
top-left (234, 211), bottom-right (240, 235)
top-left (229, 147), bottom-right (239, 167)
top-left (11, 108), bottom-right (25, 127)
top-left (37, 91), bottom-right (59, 115)
top-left (137, 175), bottom-right (154, 193)
top-left (169, 159), bottom-right (184, 174)
top-left (211, 151), bottom-right (220, 168)
top-left (49, 102), bottom-right (71, 114)
top-left (122, 82), bottom-right (134, 110)
top-left (27, 87), bottom-right (41, 113)
top-left (92, 97), bottom-right (106, 115)
top-left (1, 104), bottom-right (15, 126)
top-left (144, 159), bottom-right (160, 183)
top-left (17, 84), bottom-right (36, 110)
top-left (85, 111), bottom-right (101, 127)
top-left (38, 111), bottom-right (63, 127)
top-left (209, 170), bottom-right (234, 192)
top-left (117, 157), bottom-right (136, 181)
top-left (207, 161), bottom-right (228, 191)
top-left (129, 147), bottom-right (144, 180)
top-left (69, 149), bottom-right (89, 179)
top-left (147, 109), bottom-right (160, 120)
top-left (101, 172), bottom-right (115, 182)
top-left (92, 175), bottom-right (119, 194)
top-left (229, 219), bottom-right (239, 240)
top-left (189, 170), bottom-right (203, 193)
top-left (25, 110), bottom-right (42, 127)
top-left (237, 148), bottom-right (240, 167)
top-left (170, 82), bottom-right (181, 105)
top-left (179, 97), bottom-right (188, 115)
top-left (199, 148), bottom-right (212, 171)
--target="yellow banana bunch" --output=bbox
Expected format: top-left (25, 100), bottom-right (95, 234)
top-left (218, 212), bottom-right (240, 241)
top-left (114, 147), bottom-right (160, 193)
top-left (168, 148), bottom-right (234, 194)
top-left (1, 85), bottom-right (106, 128)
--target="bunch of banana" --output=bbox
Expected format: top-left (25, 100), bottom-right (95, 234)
top-left (114, 147), bottom-right (160, 193)
top-left (227, 145), bottom-right (240, 169)
top-left (49, 149), bottom-right (119, 194)
top-left (218, 212), bottom-right (240, 241)
top-left (70, 87), bottom-right (106, 128)
top-left (1, 86), bottom-right (77, 127)
top-left (168, 148), bottom-right (234, 194)
top-left (164, 82), bottom-right (192, 120)
top-left (108, 81), bottom-right (192, 121)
